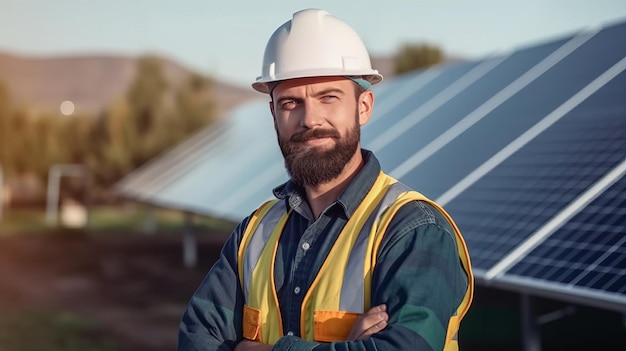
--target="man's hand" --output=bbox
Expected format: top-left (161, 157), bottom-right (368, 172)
top-left (347, 304), bottom-right (389, 340)
top-left (234, 304), bottom-right (388, 349)
top-left (234, 339), bottom-right (272, 351)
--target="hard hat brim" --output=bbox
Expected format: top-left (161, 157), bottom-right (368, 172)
top-left (252, 71), bottom-right (383, 94)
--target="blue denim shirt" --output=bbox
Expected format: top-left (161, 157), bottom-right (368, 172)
top-left (178, 150), bottom-right (468, 351)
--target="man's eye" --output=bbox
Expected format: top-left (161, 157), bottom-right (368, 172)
top-left (281, 101), bottom-right (296, 110)
top-left (321, 95), bottom-right (338, 102)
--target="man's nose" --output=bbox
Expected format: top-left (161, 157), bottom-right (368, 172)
top-left (300, 102), bottom-right (324, 129)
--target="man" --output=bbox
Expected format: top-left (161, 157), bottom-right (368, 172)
top-left (178, 8), bottom-right (473, 351)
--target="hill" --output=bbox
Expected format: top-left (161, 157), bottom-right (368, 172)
top-left (0, 51), bottom-right (262, 118)
top-left (0, 51), bottom-right (448, 119)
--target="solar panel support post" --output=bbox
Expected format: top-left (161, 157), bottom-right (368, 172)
top-left (536, 305), bottom-right (576, 325)
top-left (182, 212), bottom-right (197, 268)
top-left (45, 164), bottom-right (89, 227)
top-left (521, 294), bottom-right (541, 351)
top-left (143, 205), bottom-right (157, 235)
top-left (0, 164), bottom-right (3, 222)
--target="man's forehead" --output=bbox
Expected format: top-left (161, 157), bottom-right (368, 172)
top-left (272, 76), bottom-right (353, 96)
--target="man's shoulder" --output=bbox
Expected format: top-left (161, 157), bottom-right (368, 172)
top-left (388, 198), bottom-right (455, 236)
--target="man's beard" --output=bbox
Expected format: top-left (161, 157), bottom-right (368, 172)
top-left (278, 118), bottom-right (360, 187)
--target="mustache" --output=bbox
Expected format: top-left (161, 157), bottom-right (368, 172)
top-left (290, 128), bottom-right (340, 143)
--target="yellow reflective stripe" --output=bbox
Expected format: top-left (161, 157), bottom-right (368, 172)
top-left (301, 171), bottom-right (397, 339)
top-left (339, 213), bottom-right (370, 311)
top-left (361, 176), bottom-right (411, 308)
top-left (238, 199), bottom-right (290, 344)
top-left (340, 176), bottom-right (410, 311)
top-left (243, 200), bottom-right (287, 303)
top-left (249, 208), bottom-right (290, 344)
top-left (371, 189), bottom-right (474, 349)
top-left (421, 199), bottom-right (474, 321)
top-left (238, 200), bottom-right (278, 290)
top-left (443, 340), bottom-right (459, 351)
top-left (444, 315), bottom-right (460, 343)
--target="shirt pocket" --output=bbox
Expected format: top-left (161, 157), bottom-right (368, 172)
top-left (243, 305), bottom-right (262, 341)
top-left (313, 310), bottom-right (360, 342)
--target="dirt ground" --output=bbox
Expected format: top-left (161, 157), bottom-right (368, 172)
top-left (0, 230), bottom-right (231, 351)
top-left (3, 230), bottom-right (626, 351)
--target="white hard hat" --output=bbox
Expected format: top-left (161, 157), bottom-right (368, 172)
top-left (252, 9), bottom-right (383, 93)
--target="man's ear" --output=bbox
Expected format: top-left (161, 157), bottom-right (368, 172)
top-left (358, 90), bottom-right (374, 126)
top-left (269, 100), bottom-right (279, 132)
top-left (269, 100), bottom-right (276, 119)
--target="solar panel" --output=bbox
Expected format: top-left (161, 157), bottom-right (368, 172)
top-left (114, 100), bottom-right (280, 218)
top-left (508, 172), bottom-right (626, 295)
top-left (394, 27), bottom-right (623, 197)
top-left (480, 69), bottom-right (626, 308)
top-left (114, 20), bottom-right (626, 312)
top-left (373, 36), bottom-right (574, 196)
top-left (439, 23), bottom-right (626, 273)
top-left (489, 167), bottom-right (626, 312)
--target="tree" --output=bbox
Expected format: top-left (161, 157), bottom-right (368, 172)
top-left (4, 108), bottom-right (39, 177)
top-left (394, 43), bottom-right (443, 75)
top-left (90, 55), bottom-right (219, 190)
top-left (31, 112), bottom-right (65, 177)
top-left (96, 98), bottom-right (135, 186)
top-left (123, 55), bottom-right (170, 166)
top-left (0, 55), bottom-right (217, 199)
top-left (127, 56), bottom-right (168, 135)
top-left (62, 113), bottom-right (98, 165)
top-left (0, 82), bottom-right (13, 175)
top-left (172, 73), bottom-right (216, 140)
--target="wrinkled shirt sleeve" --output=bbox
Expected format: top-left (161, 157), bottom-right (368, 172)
top-left (177, 219), bottom-right (249, 351)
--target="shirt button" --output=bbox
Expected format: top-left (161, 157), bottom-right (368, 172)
top-left (287, 331), bottom-right (294, 336)
top-left (301, 242), bottom-right (310, 250)
top-left (294, 286), bottom-right (301, 294)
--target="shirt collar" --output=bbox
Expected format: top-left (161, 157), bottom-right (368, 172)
top-left (272, 149), bottom-right (382, 219)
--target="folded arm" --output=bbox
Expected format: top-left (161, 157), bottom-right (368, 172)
top-left (178, 221), bottom-right (249, 351)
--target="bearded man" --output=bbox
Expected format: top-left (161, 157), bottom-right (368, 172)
top-left (178, 9), bottom-right (473, 351)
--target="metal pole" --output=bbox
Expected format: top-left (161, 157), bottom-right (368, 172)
top-left (143, 205), bottom-right (157, 234)
top-left (0, 164), bottom-right (3, 222)
top-left (182, 212), bottom-right (197, 268)
top-left (521, 293), bottom-right (541, 351)
top-left (46, 165), bottom-right (61, 225)
top-left (45, 164), bottom-right (89, 226)
top-left (84, 170), bottom-right (92, 229)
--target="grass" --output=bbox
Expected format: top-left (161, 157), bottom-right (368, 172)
top-left (5, 205), bottom-right (625, 350)
top-left (0, 203), bottom-right (235, 350)
top-left (0, 203), bottom-right (236, 236)
top-left (0, 207), bottom-right (50, 234)
top-left (0, 309), bottom-right (115, 351)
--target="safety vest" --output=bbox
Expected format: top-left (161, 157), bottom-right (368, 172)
top-left (238, 172), bottom-right (473, 350)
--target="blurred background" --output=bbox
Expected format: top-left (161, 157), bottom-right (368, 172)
top-left (1, 1), bottom-right (626, 350)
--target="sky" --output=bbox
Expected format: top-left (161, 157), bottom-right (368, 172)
top-left (1, 0), bottom-right (626, 87)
